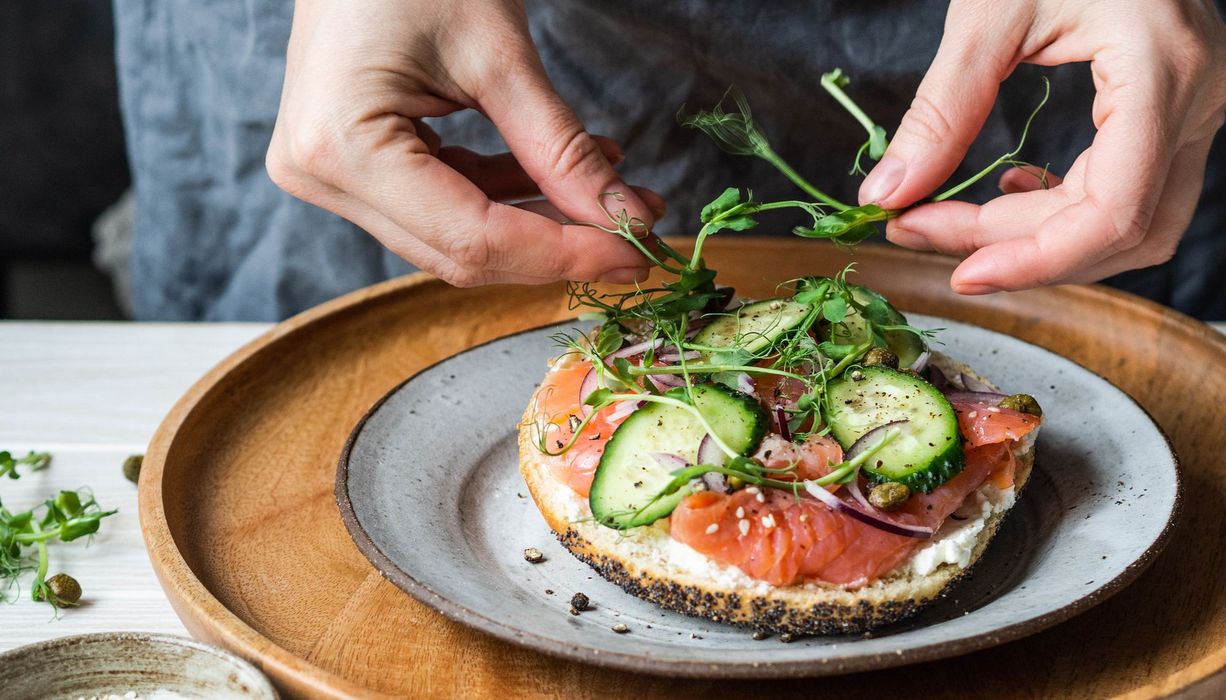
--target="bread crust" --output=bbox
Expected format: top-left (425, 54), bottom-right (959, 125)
top-left (517, 352), bottom-right (1036, 634)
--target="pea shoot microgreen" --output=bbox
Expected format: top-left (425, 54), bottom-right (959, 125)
top-left (0, 450), bottom-right (51, 480)
top-left (534, 71), bottom-right (1045, 526)
top-left (0, 451), bottom-right (117, 610)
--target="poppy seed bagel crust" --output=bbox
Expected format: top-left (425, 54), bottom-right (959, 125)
top-left (517, 351), bottom-right (1038, 635)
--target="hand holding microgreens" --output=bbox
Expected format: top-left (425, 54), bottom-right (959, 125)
top-left (535, 69), bottom-right (1048, 530)
top-left (1, 450), bottom-right (117, 609)
top-left (678, 71), bottom-right (1051, 246)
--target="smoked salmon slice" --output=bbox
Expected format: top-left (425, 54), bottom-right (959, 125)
top-left (670, 443), bottom-right (1010, 586)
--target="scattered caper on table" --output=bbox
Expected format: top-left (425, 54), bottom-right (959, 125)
top-left (122, 454), bottom-right (144, 484)
top-left (37, 573), bottom-right (83, 606)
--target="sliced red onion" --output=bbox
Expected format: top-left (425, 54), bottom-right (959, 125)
top-left (696, 434), bottom-right (725, 466)
top-left (845, 475), bottom-right (875, 512)
top-left (701, 471), bottom-right (732, 493)
top-left (804, 481), bottom-right (933, 539)
top-left (735, 372), bottom-right (756, 396)
top-left (650, 452), bottom-right (689, 471)
top-left (578, 367), bottom-right (599, 404)
top-left (606, 400), bottom-right (642, 422)
top-left (656, 350), bottom-right (701, 363)
top-left (907, 348), bottom-right (931, 372)
top-left (924, 364), bottom-right (963, 393)
top-left (644, 372), bottom-right (685, 388)
top-left (959, 372), bottom-right (997, 393)
top-left (845, 420), bottom-right (910, 460)
top-left (576, 367), bottom-right (599, 417)
top-left (775, 407), bottom-right (792, 442)
top-left (684, 320), bottom-right (712, 338)
top-left (943, 391), bottom-right (1007, 406)
top-left (610, 337), bottom-right (665, 359)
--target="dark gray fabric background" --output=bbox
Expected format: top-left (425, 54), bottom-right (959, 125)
top-left (114, 0), bottom-right (1226, 321)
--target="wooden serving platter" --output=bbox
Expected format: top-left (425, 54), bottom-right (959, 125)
top-left (140, 239), bottom-right (1226, 699)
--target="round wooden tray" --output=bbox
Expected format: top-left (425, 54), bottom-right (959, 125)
top-left (140, 239), bottom-right (1226, 699)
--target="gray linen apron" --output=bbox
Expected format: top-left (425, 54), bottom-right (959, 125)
top-left (113, 0), bottom-right (1226, 321)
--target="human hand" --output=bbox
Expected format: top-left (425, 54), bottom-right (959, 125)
top-left (858, 0), bottom-right (1226, 294)
top-left (266, 0), bottom-right (662, 287)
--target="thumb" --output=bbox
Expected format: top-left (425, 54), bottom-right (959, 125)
top-left (479, 61), bottom-right (656, 231)
top-left (859, 1), bottom-right (1026, 209)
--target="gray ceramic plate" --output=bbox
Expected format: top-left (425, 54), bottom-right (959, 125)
top-left (336, 317), bottom-right (1180, 678)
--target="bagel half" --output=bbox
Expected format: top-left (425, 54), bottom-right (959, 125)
top-left (517, 351), bottom-right (1037, 635)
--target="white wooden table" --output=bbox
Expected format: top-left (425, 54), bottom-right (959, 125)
top-left (0, 322), bottom-right (268, 651)
top-left (1, 319), bottom-right (1223, 654)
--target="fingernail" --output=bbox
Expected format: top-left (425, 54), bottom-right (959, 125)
top-left (885, 227), bottom-right (933, 252)
top-left (952, 282), bottom-right (1002, 295)
top-left (610, 180), bottom-right (652, 218)
top-left (599, 267), bottom-right (651, 284)
top-left (859, 156), bottom-right (906, 205)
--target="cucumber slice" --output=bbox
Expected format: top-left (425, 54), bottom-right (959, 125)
top-left (589, 385), bottom-right (768, 529)
top-left (822, 366), bottom-right (963, 492)
top-left (822, 284), bottom-right (926, 369)
top-left (692, 298), bottom-right (814, 360)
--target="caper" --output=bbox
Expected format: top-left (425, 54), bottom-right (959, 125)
top-left (868, 482), bottom-right (911, 511)
top-left (39, 573), bottom-right (82, 606)
top-left (862, 347), bottom-right (899, 370)
top-left (122, 454), bottom-right (144, 484)
top-left (999, 393), bottom-right (1042, 417)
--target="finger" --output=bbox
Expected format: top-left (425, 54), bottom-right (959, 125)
top-left (476, 60), bottom-right (656, 229)
top-left (887, 152), bottom-right (1086, 254)
top-left (437, 136), bottom-right (627, 203)
top-left (1062, 135), bottom-right (1212, 283)
top-left (886, 184), bottom-right (1074, 257)
top-left (518, 186), bottom-right (666, 222)
top-left (287, 184), bottom-right (566, 286)
top-left (949, 57), bottom-right (1176, 293)
top-left (859, 0), bottom-right (1031, 208)
top-left (437, 147), bottom-right (541, 201)
top-left (515, 198), bottom-right (565, 220)
top-left (328, 121), bottom-right (651, 284)
top-left (413, 119), bottom-right (442, 155)
top-left (998, 165), bottom-right (1063, 194)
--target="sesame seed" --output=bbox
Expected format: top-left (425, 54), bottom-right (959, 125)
top-left (756, 492), bottom-right (766, 503)
top-left (735, 506), bottom-right (745, 518)
top-left (705, 523), bottom-right (720, 534)
top-left (968, 410), bottom-right (978, 418)
top-left (738, 519), bottom-right (750, 536)
top-left (745, 486), bottom-right (761, 495)
top-left (612, 623), bottom-right (630, 634)
top-left (799, 514), bottom-right (809, 522)
top-left (761, 514), bottom-right (776, 529)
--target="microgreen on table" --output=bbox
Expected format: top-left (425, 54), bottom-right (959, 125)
top-left (1, 451), bottom-right (117, 610)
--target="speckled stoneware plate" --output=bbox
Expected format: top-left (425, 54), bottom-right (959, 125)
top-left (336, 316), bottom-right (1179, 678)
top-left (0, 633), bottom-right (278, 699)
